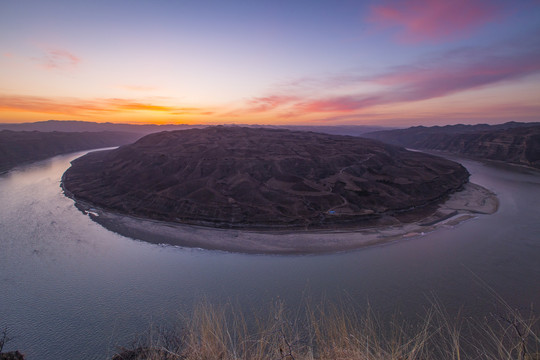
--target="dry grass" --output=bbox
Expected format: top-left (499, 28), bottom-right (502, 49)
top-left (112, 299), bottom-right (539, 360)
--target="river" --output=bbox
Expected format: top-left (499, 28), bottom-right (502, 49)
top-left (0, 150), bottom-right (539, 359)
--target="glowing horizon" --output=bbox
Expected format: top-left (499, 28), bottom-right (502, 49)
top-left (1, 0), bottom-right (539, 127)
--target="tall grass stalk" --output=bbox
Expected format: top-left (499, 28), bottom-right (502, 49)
top-left (112, 299), bottom-right (539, 360)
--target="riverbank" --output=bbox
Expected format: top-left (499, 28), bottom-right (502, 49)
top-left (68, 182), bottom-right (498, 254)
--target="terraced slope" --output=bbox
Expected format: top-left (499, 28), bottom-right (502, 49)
top-left (63, 127), bottom-right (469, 229)
top-left (363, 122), bottom-right (540, 169)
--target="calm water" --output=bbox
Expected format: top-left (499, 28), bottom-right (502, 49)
top-left (0, 151), bottom-right (539, 359)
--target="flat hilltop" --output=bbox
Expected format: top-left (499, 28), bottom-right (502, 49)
top-left (62, 126), bottom-right (470, 230)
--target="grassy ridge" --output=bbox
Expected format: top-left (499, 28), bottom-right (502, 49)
top-left (113, 299), bottom-right (539, 360)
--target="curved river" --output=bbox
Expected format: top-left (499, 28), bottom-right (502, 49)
top-left (1, 151), bottom-right (539, 359)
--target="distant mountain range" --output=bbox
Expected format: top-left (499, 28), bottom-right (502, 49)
top-left (363, 122), bottom-right (540, 169)
top-left (0, 120), bottom-right (390, 174)
top-left (5, 119), bottom-right (538, 172)
top-left (0, 120), bottom-right (201, 134)
top-left (0, 130), bottom-right (142, 173)
top-left (0, 120), bottom-right (388, 136)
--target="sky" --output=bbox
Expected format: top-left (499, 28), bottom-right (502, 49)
top-left (1, 0), bottom-right (539, 127)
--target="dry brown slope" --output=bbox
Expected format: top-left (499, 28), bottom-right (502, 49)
top-left (363, 122), bottom-right (540, 168)
top-left (62, 126), bottom-right (469, 229)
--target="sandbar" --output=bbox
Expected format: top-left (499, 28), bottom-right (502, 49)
top-left (71, 182), bottom-right (498, 254)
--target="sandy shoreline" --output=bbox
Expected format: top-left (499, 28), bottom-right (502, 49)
top-left (70, 182), bottom-right (498, 254)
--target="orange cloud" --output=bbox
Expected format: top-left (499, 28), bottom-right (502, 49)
top-left (117, 102), bottom-right (177, 112)
top-left (0, 95), bottom-right (109, 114)
top-left (0, 95), bottom-right (212, 117)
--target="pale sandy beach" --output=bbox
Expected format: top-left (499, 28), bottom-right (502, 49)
top-left (72, 182), bottom-right (498, 254)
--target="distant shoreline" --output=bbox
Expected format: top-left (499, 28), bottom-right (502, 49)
top-left (63, 182), bottom-right (498, 254)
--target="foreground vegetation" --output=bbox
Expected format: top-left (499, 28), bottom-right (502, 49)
top-left (113, 298), bottom-right (539, 360)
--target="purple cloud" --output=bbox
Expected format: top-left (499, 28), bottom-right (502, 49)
top-left (243, 34), bottom-right (540, 116)
top-left (368, 0), bottom-right (503, 42)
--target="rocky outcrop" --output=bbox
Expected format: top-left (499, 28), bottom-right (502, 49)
top-left (0, 351), bottom-right (25, 360)
top-left (63, 127), bottom-right (469, 229)
top-left (363, 122), bottom-right (540, 168)
top-left (0, 130), bottom-right (142, 173)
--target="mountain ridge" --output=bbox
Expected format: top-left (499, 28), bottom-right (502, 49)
top-left (0, 120), bottom-right (389, 136)
top-left (363, 122), bottom-right (540, 168)
top-left (0, 130), bottom-right (142, 173)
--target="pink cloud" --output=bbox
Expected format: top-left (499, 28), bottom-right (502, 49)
top-left (247, 95), bottom-right (299, 112)
top-left (297, 96), bottom-right (382, 113)
top-left (33, 48), bottom-right (81, 69)
top-left (241, 36), bottom-right (540, 116)
top-left (368, 0), bottom-right (502, 42)
top-left (369, 45), bottom-right (540, 102)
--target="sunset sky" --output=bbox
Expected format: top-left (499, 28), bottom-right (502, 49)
top-left (1, 0), bottom-right (539, 126)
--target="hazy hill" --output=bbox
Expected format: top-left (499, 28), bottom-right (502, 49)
top-left (0, 120), bottom-right (388, 137)
top-left (363, 122), bottom-right (540, 168)
top-left (0, 130), bottom-right (142, 173)
top-left (0, 120), bottom-right (202, 134)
